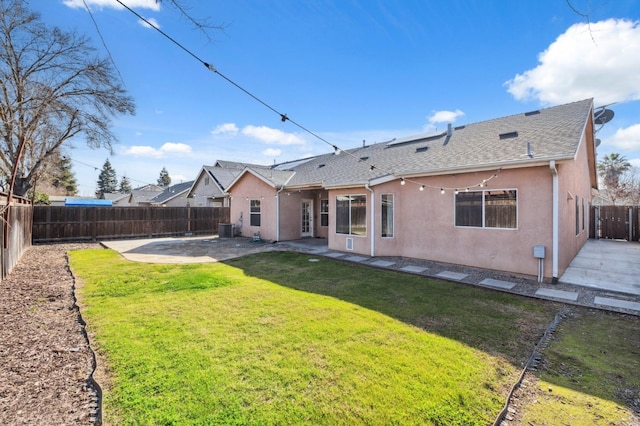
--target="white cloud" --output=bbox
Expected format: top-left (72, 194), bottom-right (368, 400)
top-left (211, 123), bottom-right (239, 136)
top-left (428, 109), bottom-right (465, 125)
top-left (603, 124), bottom-right (640, 150)
top-left (138, 17), bottom-right (160, 29)
top-left (506, 19), bottom-right (640, 105)
top-left (121, 142), bottom-right (192, 158)
top-left (160, 142), bottom-right (192, 154)
top-left (242, 125), bottom-right (306, 145)
top-left (262, 148), bottom-right (282, 157)
top-left (121, 145), bottom-right (164, 158)
top-left (630, 158), bottom-right (640, 168)
top-left (63, 0), bottom-right (160, 11)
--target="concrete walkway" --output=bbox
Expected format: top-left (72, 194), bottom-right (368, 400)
top-left (559, 239), bottom-right (640, 296)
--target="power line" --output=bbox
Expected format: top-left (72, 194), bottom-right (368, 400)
top-left (82, 0), bottom-right (127, 87)
top-left (112, 0), bottom-right (501, 193)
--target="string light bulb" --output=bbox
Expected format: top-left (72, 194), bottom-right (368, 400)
top-left (420, 185), bottom-right (425, 191)
top-left (400, 178), bottom-right (406, 186)
top-left (440, 188), bottom-right (445, 194)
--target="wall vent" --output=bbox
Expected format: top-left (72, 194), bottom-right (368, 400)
top-left (346, 238), bottom-right (354, 251)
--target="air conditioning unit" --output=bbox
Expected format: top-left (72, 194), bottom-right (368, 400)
top-left (346, 237), bottom-right (354, 251)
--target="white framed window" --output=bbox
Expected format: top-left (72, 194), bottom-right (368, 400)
top-left (381, 194), bottom-right (394, 237)
top-left (250, 199), bottom-right (261, 226)
top-left (320, 199), bottom-right (329, 227)
top-left (336, 195), bottom-right (366, 236)
top-left (455, 190), bottom-right (517, 229)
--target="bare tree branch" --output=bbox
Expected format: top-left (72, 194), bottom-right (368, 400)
top-left (156, 0), bottom-right (225, 43)
top-left (0, 0), bottom-right (135, 196)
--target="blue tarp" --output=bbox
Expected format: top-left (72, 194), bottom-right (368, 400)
top-left (64, 198), bottom-right (112, 207)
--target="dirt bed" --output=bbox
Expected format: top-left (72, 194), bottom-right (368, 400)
top-left (0, 243), bottom-right (99, 425)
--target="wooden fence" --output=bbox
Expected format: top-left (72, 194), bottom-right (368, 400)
top-left (591, 205), bottom-right (640, 241)
top-left (32, 206), bottom-right (230, 243)
top-left (1, 194), bottom-right (33, 281)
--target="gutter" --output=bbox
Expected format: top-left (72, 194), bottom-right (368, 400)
top-left (549, 160), bottom-right (559, 283)
top-left (365, 184), bottom-right (375, 257)
top-left (275, 186), bottom-right (285, 242)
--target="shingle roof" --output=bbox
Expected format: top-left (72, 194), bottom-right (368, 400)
top-left (203, 166), bottom-right (242, 196)
top-left (149, 181), bottom-right (194, 204)
top-left (244, 98), bottom-right (593, 189)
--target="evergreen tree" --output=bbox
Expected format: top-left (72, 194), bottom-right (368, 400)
top-left (96, 159), bottom-right (118, 196)
top-left (51, 155), bottom-right (78, 196)
top-left (157, 167), bottom-right (171, 188)
top-left (119, 175), bottom-right (132, 193)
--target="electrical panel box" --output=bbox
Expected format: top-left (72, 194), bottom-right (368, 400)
top-left (533, 245), bottom-right (545, 259)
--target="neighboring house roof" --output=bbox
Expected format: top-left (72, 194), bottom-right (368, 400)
top-left (228, 98), bottom-right (595, 190)
top-left (127, 186), bottom-right (164, 205)
top-left (103, 192), bottom-right (129, 203)
top-left (186, 162), bottom-right (269, 199)
top-left (135, 184), bottom-right (164, 192)
top-left (148, 181), bottom-right (194, 205)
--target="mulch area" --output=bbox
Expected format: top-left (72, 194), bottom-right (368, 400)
top-left (0, 243), bottom-right (99, 425)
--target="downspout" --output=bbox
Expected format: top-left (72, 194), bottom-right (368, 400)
top-left (275, 186), bottom-right (285, 242)
top-left (365, 184), bottom-right (375, 257)
top-left (549, 161), bottom-right (559, 283)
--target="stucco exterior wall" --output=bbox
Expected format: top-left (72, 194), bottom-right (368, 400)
top-left (229, 174), bottom-right (277, 241)
top-left (367, 168), bottom-right (555, 277)
top-left (555, 128), bottom-right (594, 275)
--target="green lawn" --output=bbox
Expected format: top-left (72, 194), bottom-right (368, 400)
top-left (70, 249), bottom-right (638, 425)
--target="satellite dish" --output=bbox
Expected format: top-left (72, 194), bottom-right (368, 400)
top-left (595, 138), bottom-right (601, 147)
top-left (594, 108), bottom-right (614, 125)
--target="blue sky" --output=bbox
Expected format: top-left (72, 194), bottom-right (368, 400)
top-left (35, 0), bottom-right (640, 195)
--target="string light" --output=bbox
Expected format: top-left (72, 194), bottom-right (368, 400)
top-left (440, 188), bottom-right (445, 194)
top-left (113, 0), bottom-right (503, 194)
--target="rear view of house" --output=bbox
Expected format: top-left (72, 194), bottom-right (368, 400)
top-left (226, 99), bottom-right (598, 281)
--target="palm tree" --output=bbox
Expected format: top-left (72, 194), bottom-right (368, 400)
top-left (597, 153), bottom-right (632, 205)
top-left (598, 153), bottom-right (631, 188)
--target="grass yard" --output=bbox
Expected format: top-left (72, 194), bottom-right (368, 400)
top-left (70, 249), bottom-right (639, 425)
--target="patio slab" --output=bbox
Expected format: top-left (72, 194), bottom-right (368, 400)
top-left (594, 297), bottom-right (640, 312)
top-left (436, 271), bottom-right (468, 281)
top-left (535, 288), bottom-right (579, 301)
top-left (400, 265), bottom-right (427, 274)
top-left (479, 278), bottom-right (517, 290)
top-left (370, 260), bottom-right (396, 268)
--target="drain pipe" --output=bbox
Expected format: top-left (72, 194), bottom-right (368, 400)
top-left (549, 161), bottom-right (559, 283)
top-left (365, 184), bottom-right (375, 257)
top-left (275, 186), bottom-right (285, 242)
